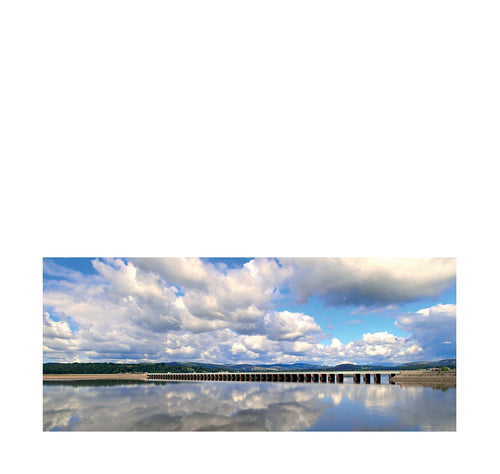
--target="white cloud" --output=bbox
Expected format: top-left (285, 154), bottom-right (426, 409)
top-left (395, 303), bottom-right (456, 358)
top-left (342, 331), bottom-right (423, 363)
top-left (263, 311), bottom-right (322, 341)
top-left (133, 258), bottom-right (293, 331)
top-left (362, 331), bottom-right (398, 344)
top-left (43, 311), bottom-right (80, 357)
top-left (43, 312), bottom-right (73, 340)
top-left (43, 258), bottom-right (455, 365)
top-left (280, 257), bottom-right (455, 307)
top-left (131, 257), bottom-right (215, 290)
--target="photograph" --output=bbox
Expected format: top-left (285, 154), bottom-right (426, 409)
top-left (43, 257), bottom-right (456, 431)
top-left (3, 0), bottom-right (498, 472)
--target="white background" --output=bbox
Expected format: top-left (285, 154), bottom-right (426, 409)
top-left (1, 1), bottom-right (499, 473)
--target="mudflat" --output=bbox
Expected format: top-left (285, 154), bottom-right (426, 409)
top-left (43, 373), bottom-right (148, 381)
top-left (391, 369), bottom-right (456, 388)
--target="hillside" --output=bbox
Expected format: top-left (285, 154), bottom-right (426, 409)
top-left (43, 358), bottom-right (456, 374)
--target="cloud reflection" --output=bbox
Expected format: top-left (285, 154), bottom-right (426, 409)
top-left (43, 381), bottom-right (455, 431)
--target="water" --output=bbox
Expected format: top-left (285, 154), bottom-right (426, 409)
top-left (43, 379), bottom-right (455, 431)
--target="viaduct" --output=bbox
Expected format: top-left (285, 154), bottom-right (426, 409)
top-left (147, 371), bottom-right (398, 384)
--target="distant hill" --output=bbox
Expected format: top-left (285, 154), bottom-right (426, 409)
top-left (43, 358), bottom-right (455, 374)
top-left (395, 358), bottom-right (456, 370)
top-left (327, 359), bottom-right (456, 371)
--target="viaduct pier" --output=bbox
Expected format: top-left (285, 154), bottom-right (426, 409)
top-left (147, 371), bottom-right (398, 384)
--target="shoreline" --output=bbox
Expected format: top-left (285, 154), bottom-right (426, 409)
top-left (43, 374), bottom-right (148, 381)
top-left (44, 369), bottom-right (456, 385)
top-left (390, 370), bottom-right (456, 387)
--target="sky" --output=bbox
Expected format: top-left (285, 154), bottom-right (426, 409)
top-left (43, 257), bottom-right (456, 366)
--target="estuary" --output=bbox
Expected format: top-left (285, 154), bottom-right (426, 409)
top-left (43, 378), bottom-right (456, 431)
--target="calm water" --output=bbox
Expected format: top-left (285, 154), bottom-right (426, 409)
top-left (43, 379), bottom-right (456, 431)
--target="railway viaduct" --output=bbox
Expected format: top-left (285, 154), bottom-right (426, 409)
top-left (147, 371), bottom-right (398, 384)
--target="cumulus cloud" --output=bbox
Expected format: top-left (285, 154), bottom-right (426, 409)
top-left (280, 258), bottom-right (455, 307)
top-left (43, 258), bottom-right (302, 363)
top-left (344, 332), bottom-right (423, 362)
top-left (133, 258), bottom-right (293, 329)
top-left (263, 311), bottom-right (322, 341)
top-left (43, 312), bottom-right (73, 340)
top-left (43, 257), bottom-right (455, 364)
top-left (130, 257), bottom-right (215, 290)
top-left (43, 311), bottom-right (80, 357)
top-left (395, 303), bottom-right (456, 358)
top-left (269, 331), bottom-right (424, 366)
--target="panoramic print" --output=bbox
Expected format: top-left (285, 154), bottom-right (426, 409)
top-left (43, 257), bottom-right (456, 431)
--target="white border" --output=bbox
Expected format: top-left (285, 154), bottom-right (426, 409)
top-left (3, 1), bottom-right (499, 472)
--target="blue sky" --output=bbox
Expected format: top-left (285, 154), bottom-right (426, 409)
top-left (43, 257), bottom-right (456, 365)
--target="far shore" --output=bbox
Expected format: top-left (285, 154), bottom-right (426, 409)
top-left (44, 369), bottom-right (456, 385)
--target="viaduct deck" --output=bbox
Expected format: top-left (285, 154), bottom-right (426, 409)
top-left (147, 371), bottom-right (399, 384)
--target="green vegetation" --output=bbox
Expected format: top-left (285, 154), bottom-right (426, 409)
top-left (43, 362), bottom-right (221, 375)
top-left (43, 379), bottom-right (149, 387)
top-left (43, 358), bottom-right (456, 375)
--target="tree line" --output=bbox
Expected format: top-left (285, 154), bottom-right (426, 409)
top-left (43, 362), bottom-right (220, 374)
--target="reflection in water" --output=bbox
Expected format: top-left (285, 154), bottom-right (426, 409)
top-left (43, 381), bottom-right (456, 431)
